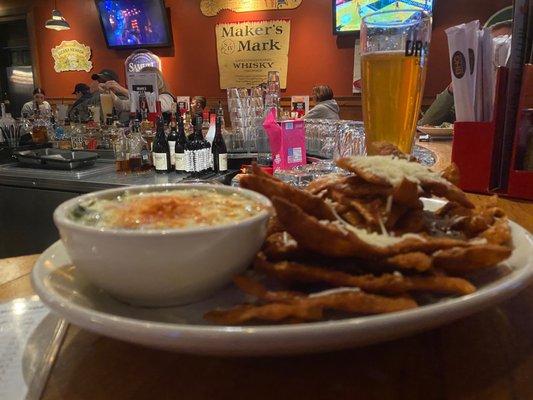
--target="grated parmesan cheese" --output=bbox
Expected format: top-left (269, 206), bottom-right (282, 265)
top-left (309, 287), bottom-right (362, 297)
top-left (324, 200), bottom-right (425, 247)
top-left (346, 155), bottom-right (448, 187)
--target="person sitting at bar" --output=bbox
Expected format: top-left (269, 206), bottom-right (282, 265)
top-left (191, 96), bottom-right (207, 116)
top-left (103, 66), bottom-right (175, 115)
top-left (303, 85), bottom-right (340, 120)
top-left (21, 88), bottom-right (51, 117)
top-left (68, 83), bottom-right (93, 122)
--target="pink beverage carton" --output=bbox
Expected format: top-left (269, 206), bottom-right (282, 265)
top-left (277, 120), bottom-right (306, 170)
top-left (263, 109), bottom-right (307, 171)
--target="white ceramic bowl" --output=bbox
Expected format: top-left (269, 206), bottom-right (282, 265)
top-left (53, 184), bottom-right (271, 307)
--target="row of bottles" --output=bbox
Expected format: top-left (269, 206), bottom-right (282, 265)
top-left (151, 110), bottom-right (228, 175)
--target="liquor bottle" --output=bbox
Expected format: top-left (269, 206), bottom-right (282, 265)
top-left (128, 116), bottom-right (142, 172)
top-left (167, 111), bottom-right (178, 171)
top-left (184, 115), bottom-right (201, 174)
top-left (139, 107), bottom-right (153, 135)
top-left (152, 116), bottom-right (170, 173)
top-left (201, 128), bottom-right (212, 172)
top-left (175, 115), bottom-right (187, 173)
top-left (31, 105), bottom-right (48, 144)
top-left (211, 112), bottom-right (228, 173)
top-left (138, 90), bottom-right (148, 119)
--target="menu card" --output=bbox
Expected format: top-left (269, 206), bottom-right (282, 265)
top-left (0, 297), bottom-right (49, 400)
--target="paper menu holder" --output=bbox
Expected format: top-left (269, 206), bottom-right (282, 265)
top-left (451, 67), bottom-right (508, 194)
top-left (506, 64), bottom-right (533, 200)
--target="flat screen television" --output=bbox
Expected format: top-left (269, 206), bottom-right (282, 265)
top-left (333, 0), bottom-right (435, 36)
top-left (95, 0), bottom-right (172, 49)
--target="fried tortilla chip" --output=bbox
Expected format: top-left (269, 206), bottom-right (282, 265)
top-left (262, 232), bottom-right (303, 261)
top-left (255, 255), bottom-right (475, 296)
top-left (266, 216), bottom-right (285, 236)
top-left (440, 163), bottom-right (460, 185)
top-left (251, 162), bottom-right (280, 182)
top-left (479, 218), bottom-right (512, 245)
top-left (385, 252), bottom-right (432, 272)
top-left (272, 196), bottom-right (388, 258)
top-left (433, 244), bottom-right (512, 273)
top-left (336, 156), bottom-right (475, 209)
top-left (240, 174), bottom-right (336, 221)
top-left (305, 173), bottom-right (347, 195)
top-left (420, 180), bottom-right (474, 209)
top-left (273, 197), bottom-right (468, 258)
top-left (205, 289), bottom-right (417, 325)
top-left (392, 178), bottom-right (422, 209)
top-left (332, 177), bottom-right (393, 197)
top-left (233, 275), bottom-right (303, 303)
top-left (205, 303), bottom-right (324, 324)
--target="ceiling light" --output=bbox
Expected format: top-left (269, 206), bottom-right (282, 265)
top-left (45, 6), bottom-right (70, 31)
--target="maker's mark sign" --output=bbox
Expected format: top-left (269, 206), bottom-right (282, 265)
top-left (215, 20), bottom-right (290, 89)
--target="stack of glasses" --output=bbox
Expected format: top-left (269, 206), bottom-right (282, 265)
top-left (304, 119), bottom-right (366, 159)
top-left (226, 87), bottom-right (265, 153)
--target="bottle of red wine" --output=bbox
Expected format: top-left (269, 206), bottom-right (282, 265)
top-left (152, 116), bottom-right (170, 173)
top-left (185, 114), bottom-right (203, 175)
top-left (211, 110), bottom-right (228, 173)
top-left (175, 115), bottom-right (187, 173)
top-left (167, 112), bottom-right (178, 172)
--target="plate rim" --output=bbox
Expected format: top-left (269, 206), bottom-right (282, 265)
top-left (417, 126), bottom-right (454, 135)
top-left (31, 204), bottom-right (533, 352)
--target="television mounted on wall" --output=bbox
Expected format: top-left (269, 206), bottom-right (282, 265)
top-left (333, 0), bottom-right (435, 36)
top-left (95, 0), bottom-right (172, 49)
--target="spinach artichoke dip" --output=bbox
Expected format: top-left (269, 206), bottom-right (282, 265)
top-left (69, 189), bottom-right (264, 230)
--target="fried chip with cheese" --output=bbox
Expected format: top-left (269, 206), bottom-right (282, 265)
top-left (204, 288), bottom-right (417, 325)
top-left (205, 152), bottom-right (514, 326)
top-left (254, 253), bottom-right (475, 296)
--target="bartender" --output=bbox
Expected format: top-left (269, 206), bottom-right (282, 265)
top-left (91, 68), bottom-right (130, 123)
top-left (21, 88), bottom-right (51, 117)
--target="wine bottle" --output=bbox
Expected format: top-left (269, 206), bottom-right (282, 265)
top-left (212, 112), bottom-right (228, 172)
top-left (152, 116), bottom-right (170, 173)
top-left (167, 112), bottom-right (178, 171)
top-left (185, 114), bottom-right (203, 175)
top-left (175, 115), bottom-right (187, 173)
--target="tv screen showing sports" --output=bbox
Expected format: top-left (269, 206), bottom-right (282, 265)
top-left (333, 0), bottom-right (434, 35)
top-left (95, 0), bottom-right (172, 48)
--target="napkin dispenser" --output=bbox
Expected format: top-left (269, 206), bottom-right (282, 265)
top-left (451, 68), bottom-right (508, 193)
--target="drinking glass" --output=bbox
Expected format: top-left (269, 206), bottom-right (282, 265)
top-left (100, 93), bottom-right (114, 121)
top-left (360, 10), bottom-right (431, 154)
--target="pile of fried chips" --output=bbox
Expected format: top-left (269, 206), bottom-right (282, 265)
top-left (205, 149), bottom-right (513, 325)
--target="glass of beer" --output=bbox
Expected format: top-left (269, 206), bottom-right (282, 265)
top-left (361, 10), bottom-right (432, 154)
top-left (100, 92), bottom-right (114, 123)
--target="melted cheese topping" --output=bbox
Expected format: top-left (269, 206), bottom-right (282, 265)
top-left (324, 199), bottom-right (425, 248)
top-left (345, 155), bottom-right (447, 187)
top-left (69, 189), bottom-right (265, 230)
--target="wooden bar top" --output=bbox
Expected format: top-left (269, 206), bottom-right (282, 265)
top-left (1, 143), bottom-right (532, 400)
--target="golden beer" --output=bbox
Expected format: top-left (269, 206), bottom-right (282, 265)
top-left (361, 51), bottom-right (427, 154)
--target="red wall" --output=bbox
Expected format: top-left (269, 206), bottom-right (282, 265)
top-left (33, 0), bottom-right (511, 99)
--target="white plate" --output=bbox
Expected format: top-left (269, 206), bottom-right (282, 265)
top-left (418, 126), bottom-right (454, 136)
top-left (32, 199), bottom-right (533, 356)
